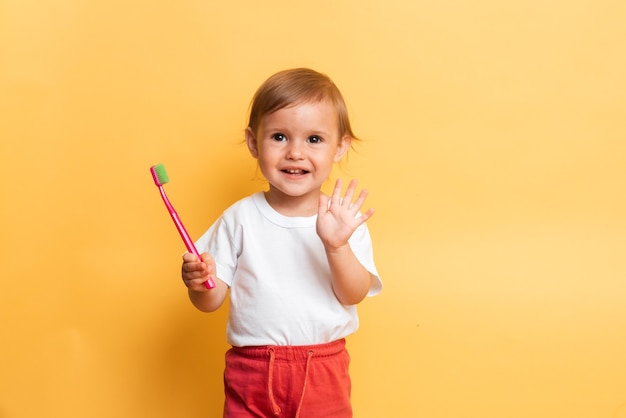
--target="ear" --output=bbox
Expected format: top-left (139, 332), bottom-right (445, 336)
top-left (245, 127), bottom-right (259, 158)
top-left (333, 135), bottom-right (352, 163)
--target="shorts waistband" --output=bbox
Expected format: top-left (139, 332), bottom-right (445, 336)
top-left (229, 339), bottom-right (346, 361)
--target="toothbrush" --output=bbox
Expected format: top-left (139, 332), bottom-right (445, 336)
top-left (150, 163), bottom-right (215, 289)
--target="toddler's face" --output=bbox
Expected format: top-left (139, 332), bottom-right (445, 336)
top-left (246, 100), bottom-right (350, 214)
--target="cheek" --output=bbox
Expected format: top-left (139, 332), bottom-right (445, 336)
top-left (314, 152), bottom-right (338, 172)
top-left (256, 149), bottom-right (279, 172)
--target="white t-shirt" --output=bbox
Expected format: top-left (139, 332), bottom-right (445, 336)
top-left (195, 192), bottom-right (382, 347)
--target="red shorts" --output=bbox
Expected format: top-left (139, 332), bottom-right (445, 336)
top-left (223, 339), bottom-right (352, 417)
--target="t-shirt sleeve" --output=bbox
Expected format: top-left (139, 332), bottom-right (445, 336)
top-left (194, 214), bottom-right (240, 287)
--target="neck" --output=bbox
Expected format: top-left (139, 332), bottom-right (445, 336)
top-left (264, 189), bottom-right (319, 217)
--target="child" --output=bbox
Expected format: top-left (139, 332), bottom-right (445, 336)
top-left (181, 68), bottom-right (382, 418)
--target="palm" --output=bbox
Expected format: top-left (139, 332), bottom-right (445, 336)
top-left (316, 179), bottom-right (374, 249)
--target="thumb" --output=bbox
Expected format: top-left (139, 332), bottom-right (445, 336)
top-left (199, 252), bottom-right (213, 265)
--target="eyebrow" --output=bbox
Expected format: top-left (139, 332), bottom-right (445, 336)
top-left (264, 126), bottom-right (331, 137)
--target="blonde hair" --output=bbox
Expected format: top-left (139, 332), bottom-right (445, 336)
top-left (247, 68), bottom-right (358, 143)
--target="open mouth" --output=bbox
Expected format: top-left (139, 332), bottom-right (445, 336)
top-left (282, 169), bottom-right (309, 175)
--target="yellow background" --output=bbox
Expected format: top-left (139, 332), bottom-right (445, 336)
top-left (1, 0), bottom-right (625, 417)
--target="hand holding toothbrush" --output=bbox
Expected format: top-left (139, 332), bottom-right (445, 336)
top-left (181, 252), bottom-right (229, 312)
top-left (149, 163), bottom-right (215, 289)
top-left (181, 252), bottom-right (216, 291)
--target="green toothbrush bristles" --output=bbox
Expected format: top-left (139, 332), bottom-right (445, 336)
top-left (152, 163), bottom-right (169, 186)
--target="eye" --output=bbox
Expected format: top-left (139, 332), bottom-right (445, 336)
top-left (271, 133), bottom-right (287, 142)
top-left (307, 135), bottom-right (322, 144)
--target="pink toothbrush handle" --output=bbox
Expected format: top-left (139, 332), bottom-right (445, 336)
top-left (158, 187), bottom-right (216, 289)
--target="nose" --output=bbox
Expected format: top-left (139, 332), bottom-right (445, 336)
top-left (286, 139), bottom-right (304, 160)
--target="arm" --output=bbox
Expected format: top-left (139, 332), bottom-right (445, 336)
top-left (181, 252), bottom-right (229, 312)
top-left (324, 245), bottom-right (377, 305)
top-left (317, 179), bottom-right (376, 305)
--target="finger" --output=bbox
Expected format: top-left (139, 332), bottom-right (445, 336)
top-left (198, 253), bottom-right (215, 276)
top-left (182, 263), bottom-right (207, 277)
top-left (342, 179), bottom-right (358, 207)
top-left (182, 252), bottom-right (198, 263)
top-left (318, 193), bottom-right (330, 214)
top-left (347, 208), bottom-right (375, 231)
top-left (184, 277), bottom-right (209, 289)
top-left (182, 256), bottom-right (208, 274)
top-left (359, 207), bottom-right (375, 223)
top-left (199, 252), bottom-right (212, 265)
top-left (350, 187), bottom-right (369, 212)
top-left (331, 178), bottom-right (343, 204)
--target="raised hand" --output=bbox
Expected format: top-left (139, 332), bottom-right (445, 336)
top-left (316, 179), bottom-right (375, 251)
